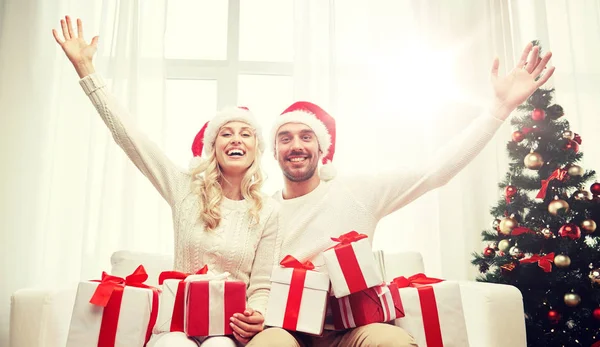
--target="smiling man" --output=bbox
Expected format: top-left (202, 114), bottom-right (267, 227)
top-left (247, 43), bottom-right (555, 347)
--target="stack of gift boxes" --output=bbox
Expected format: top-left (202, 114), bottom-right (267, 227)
top-left (64, 231), bottom-right (469, 347)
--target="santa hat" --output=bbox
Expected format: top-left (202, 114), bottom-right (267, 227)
top-left (189, 106), bottom-right (265, 171)
top-left (272, 101), bottom-right (337, 181)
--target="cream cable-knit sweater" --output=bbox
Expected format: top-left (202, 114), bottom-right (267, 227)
top-left (275, 111), bottom-right (505, 269)
top-left (79, 73), bottom-right (279, 315)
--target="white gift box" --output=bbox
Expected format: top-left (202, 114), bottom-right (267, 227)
top-left (66, 281), bottom-right (156, 347)
top-left (153, 279), bottom-right (182, 333)
top-left (323, 234), bottom-right (383, 298)
top-left (394, 281), bottom-right (469, 347)
top-left (264, 265), bottom-right (330, 335)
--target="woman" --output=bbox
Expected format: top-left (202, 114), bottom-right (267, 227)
top-left (52, 16), bottom-right (278, 347)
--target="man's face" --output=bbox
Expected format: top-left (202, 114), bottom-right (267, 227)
top-left (275, 122), bottom-right (321, 182)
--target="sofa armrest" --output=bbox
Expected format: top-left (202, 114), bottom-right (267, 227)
top-left (10, 286), bottom-right (77, 347)
top-left (459, 281), bottom-right (526, 347)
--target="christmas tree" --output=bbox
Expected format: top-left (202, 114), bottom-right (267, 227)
top-left (472, 44), bottom-right (600, 346)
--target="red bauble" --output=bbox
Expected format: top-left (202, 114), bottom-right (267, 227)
top-left (591, 182), bottom-right (600, 196)
top-left (573, 133), bottom-right (582, 145)
top-left (564, 140), bottom-right (579, 153)
top-left (548, 310), bottom-right (561, 324)
top-left (532, 108), bottom-right (546, 121)
top-left (505, 185), bottom-right (517, 199)
top-left (594, 308), bottom-right (600, 320)
top-left (512, 131), bottom-right (525, 142)
top-left (483, 247), bottom-right (496, 258)
top-left (559, 223), bottom-right (582, 240)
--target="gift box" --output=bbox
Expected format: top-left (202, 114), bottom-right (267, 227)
top-left (393, 274), bottom-right (469, 347)
top-left (66, 265), bottom-right (159, 347)
top-left (323, 231), bottom-right (383, 298)
top-left (154, 265), bottom-right (208, 333)
top-left (329, 282), bottom-right (405, 329)
top-left (183, 272), bottom-right (246, 337)
top-left (264, 255), bottom-right (330, 335)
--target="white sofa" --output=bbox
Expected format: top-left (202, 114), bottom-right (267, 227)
top-left (9, 250), bottom-right (526, 347)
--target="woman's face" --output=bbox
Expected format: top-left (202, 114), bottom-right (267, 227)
top-left (214, 121), bottom-right (257, 176)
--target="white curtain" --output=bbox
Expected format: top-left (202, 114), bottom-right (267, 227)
top-left (0, 0), bottom-right (169, 345)
top-left (2, 1), bottom-right (600, 345)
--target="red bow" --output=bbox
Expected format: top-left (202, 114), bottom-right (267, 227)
top-left (280, 255), bottom-right (315, 270)
top-left (90, 265), bottom-right (150, 307)
top-left (520, 252), bottom-right (555, 272)
top-left (158, 265), bottom-right (208, 284)
top-left (392, 273), bottom-right (444, 288)
top-left (511, 227), bottom-right (535, 236)
top-left (331, 231), bottom-right (368, 244)
top-left (536, 169), bottom-right (568, 199)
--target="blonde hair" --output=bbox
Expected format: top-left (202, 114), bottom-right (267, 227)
top-left (190, 144), bottom-right (264, 232)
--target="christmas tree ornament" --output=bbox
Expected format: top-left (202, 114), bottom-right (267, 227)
top-left (531, 108), bottom-right (546, 121)
top-left (483, 247), bottom-right (495, 258)
top-left (539, 228), bottom-right (553, 239)
top-left (512, 131), bottom-right (525, 142)
top-left (478, 263), bottom-right (490, 273)
top-left (566, 320), bottom-right (576, 329)
top-left (547, 309), bottom-right (561, 324)
top-left (582, 219), bottom-right (597, 233)
top-left (500, 261), bottom-right (517, 274)
top-left (594, 308), bottom-right (600, 320)
top-left (553, 254), bottom-right (571, 268)
top-left (509, 246), bottom-right (524, 258)
top-left (498, 239), bottom-right (511, 252)
top-left (591, 182), bottom-right (600, 196)
top-left (564, 140), bottom-right (579, 153)
top-left (589, 268), bottom-right (600, 285)
top-left (567, 164), bottom-right (584, 177)
top-left (558, 223), bottom-right (581, 239)
top-left (499, 216), bottom-right (518, 235)
top-left (491, 218), bottom-right (501, 231)
top-left (548, 198), bottom-right (570, 216)
top-left (563, 293), bottom-right (581, 307)
top-left (524, 152), bottom-right (544, 170)
top-left (573, 190), bottom-right (592, 201)
top-left (505, 185), bottom-right (517, 201)
top-left (573, 133), bottom-right (582, 145)
top-left (546, 104), bottom-right (564, 119)
top-left (562, 130), bottom-right (574, 140)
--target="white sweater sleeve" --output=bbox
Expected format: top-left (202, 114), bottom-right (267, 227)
top-left (79, 73), bottom-right (189, 206)
top-left (246, 203), bottom-right (279, 315)
top-left (348, 112), bottom-right (504, 220)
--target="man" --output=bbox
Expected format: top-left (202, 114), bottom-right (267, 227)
top-left (247, 43), bottom-right (554, 346)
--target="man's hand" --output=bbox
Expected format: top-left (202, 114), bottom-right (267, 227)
top-left (230, 308), bottom-right (264, 345)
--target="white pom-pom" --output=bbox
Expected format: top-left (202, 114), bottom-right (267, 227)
top-left (188, 156), bottom-right (206, 172)
top-left (320, 162), bottom-right (337, 181)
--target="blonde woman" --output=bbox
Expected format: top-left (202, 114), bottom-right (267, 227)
top-left (53, 16), bottom-right (278, 347)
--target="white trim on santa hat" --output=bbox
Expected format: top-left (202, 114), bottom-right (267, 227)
top-left (271, 110), bottom-right (332, 158)
top-left (203, 107), bottom-right (265, 156)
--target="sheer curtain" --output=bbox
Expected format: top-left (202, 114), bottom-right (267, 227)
top-left (291, 0), bottom-right (600, 280)
top-left (0, 0), bottom-right (169, 344)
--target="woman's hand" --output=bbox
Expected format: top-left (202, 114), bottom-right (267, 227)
top-left (52, 15), bottom-right (98, 78)
top-left (230, 308), bottom-right (265, 345)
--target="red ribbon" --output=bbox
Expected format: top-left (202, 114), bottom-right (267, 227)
top-left (520, 253), bottom-right (555, 272)
top-left (90, 265), bottom-right (159, 347)
top-left (536, 169), bottom-right (568, 199)
top-left (328, 231), bottom-right (370, 294)
top-left (158, 266), bottom-right (209, 332)
top-left (394, 274), bottom-right (444, 347)
top-left (511, 227), bottom-right (535, 236)
top-left (331, 230), bottom-right (368, 244)
top-left (280, 256), bottom-right (314, 330)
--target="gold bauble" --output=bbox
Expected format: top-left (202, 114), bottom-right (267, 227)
top-left (564, 293), bottom-right (581, 307)
top-left (563, 130), bottom-right (574, 140)
top-left (548, 199), bottom-right (570, 216)
top-left (540, 228), bottom-right (553, 239)
top-left (573, 190), bottom-right (592, 201)
top-left (589, 268), bottom-right (600, 285)
top-left (498, 239), bottom-right (512, 252)
top-left (567, 165), bottom-right (584, 177)
top-left (499, 217), bottom-right (518, 235)
top-left (524, 152), bottom-right (544, 170)
top-left (582, 219), bottom-right (597, 233)
top-left (554, 254), bottom-right (571, 268)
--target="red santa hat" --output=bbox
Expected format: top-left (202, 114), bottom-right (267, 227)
top-left (189, 106), bottom-right (265, 171)
top-left (272, 101), bottom-right (337, 181)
